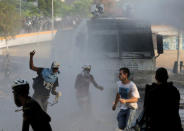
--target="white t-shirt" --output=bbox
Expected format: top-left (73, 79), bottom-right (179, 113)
top-left (116, 81), bottom-right (140, 110)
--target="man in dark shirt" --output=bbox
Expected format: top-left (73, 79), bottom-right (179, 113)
top-left (29, 50), bottom-right (61, 112)
top-left (144, 67), bottom-right (183, 131)
top-left (75, 65), bottom-right (103, 111)
top-left (12, 79), bottom-right (52, 131)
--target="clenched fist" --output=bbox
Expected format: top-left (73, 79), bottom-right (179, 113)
top-left (30, 50), bottom-right (35, 57)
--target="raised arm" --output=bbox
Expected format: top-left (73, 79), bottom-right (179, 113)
top-left (29, 50), bottom-right (39, 72)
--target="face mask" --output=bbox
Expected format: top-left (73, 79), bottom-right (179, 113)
top-left (83, 70), bottom-right (90, 77)
top-left (42, 68), bottom-right (58, 84)
top-left (51, 68), bottom-right (60, 74)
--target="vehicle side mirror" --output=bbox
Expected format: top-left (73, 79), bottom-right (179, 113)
top-left (157, 35), bottom-right (163, 54)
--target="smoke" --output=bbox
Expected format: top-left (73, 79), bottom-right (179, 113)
top-left (50, 0), bottom-right (184, 128)
top-left (51, 21), bottom-right (118, 130)
top-left (132, 0), bottom-right (184, 30)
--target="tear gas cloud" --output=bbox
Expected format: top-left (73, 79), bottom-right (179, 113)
top-left (47, 0), bottom-right (184, 129)
top-left (131, 0), bottom-right (184, 30)
top-left (51, 21), bottom-right (118, 130)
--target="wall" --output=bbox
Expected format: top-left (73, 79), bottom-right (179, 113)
top-left (0, 31), bottom-right (56, 49)
top-left (156, 50), bottom-right (184, 69)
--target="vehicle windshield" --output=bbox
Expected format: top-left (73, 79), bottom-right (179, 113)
top-left (88, 29), bottom-right (154, 58)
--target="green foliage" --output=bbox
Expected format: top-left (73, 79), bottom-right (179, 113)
top-left (38, 0), bottom-right (51, 16)
top-left (54, 0), bottom-right (63, 17)
top-left (60, 2), bottom-right (73, 17)
top-left (37, 0), bottom-right (92, 18)
top-left (59, 0), bottom-right (92, 18)
top-left (18, 0), bottom-right (92, 18)
top-left (71, 0), bottom-right (92, 17)
top-left (0, 0), bottom-right (22, 39)
top-left (38, 0), bottom-right (62, 17)
top-left (22, 1), bottom-right (40, 17)
top-left (27, 0), bottom-right (36, 2)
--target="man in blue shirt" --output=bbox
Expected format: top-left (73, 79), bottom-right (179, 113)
top-left (29, 50), bottom-right (61, 112)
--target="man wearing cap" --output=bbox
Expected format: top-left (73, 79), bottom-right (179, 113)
top-left (74, 65), bottom-right (104, 111)
top-left (12, 79), bottom-right (52, 131)
top-left (29, 50), bottom-right (61, 112)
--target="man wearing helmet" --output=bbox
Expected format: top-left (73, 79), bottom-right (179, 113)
top-left (75, 65), bottom-right (104, 111)
top-left (29, 50), bottom-right (61, 112)
top-left (12, 80), bottom-right (52, 131)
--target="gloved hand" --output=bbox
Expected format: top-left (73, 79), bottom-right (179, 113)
top-left (54, 91), bottom-right (62, 103)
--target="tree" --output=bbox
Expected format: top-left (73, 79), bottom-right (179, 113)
top-left (60, 2), bottom-right (73, 17)
top-left (38, 0), bottom-right (50, 16)
top-left (58, 0), bottom-right (92, 18)
top-left (27, 0), bottom-right (37, 2)
top-left (0, 0), bottom-right (22, 51)
top-left (38, 0), bottom-right (62, 17)
top-left (22, 1), bottom-right (40, 17)
top-left (0, 0), bottom-right (22, 77)
top-left (72, 0), bottom-right (92, 17)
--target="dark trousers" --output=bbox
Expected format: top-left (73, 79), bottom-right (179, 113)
top-left (117, 108), bottom-right (136, 130)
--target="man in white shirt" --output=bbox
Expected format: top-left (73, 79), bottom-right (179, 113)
top-left (112, 67), bottom-right (140, 130)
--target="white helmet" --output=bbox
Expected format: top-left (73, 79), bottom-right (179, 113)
top-left (82, 65), bottom-right (91, 70)
top-left (12, 79), bottom-right (29, 95)
top-left (12, 79), bottom-right (29, 88)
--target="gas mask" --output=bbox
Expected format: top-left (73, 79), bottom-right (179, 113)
top-left (51, 61), bottom-right (60, 74)
top-left (82, 70), bottom-right (90, 77)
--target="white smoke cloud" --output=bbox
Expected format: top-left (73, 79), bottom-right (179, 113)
top-left (133, 0), bottom-right (184, 30)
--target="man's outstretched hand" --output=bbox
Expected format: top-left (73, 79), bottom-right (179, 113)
top-left (30, 50), bottom-right (35, 57)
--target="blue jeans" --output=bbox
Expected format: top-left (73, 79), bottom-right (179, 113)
top-left (117, 108), bottom-right (136, 130)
